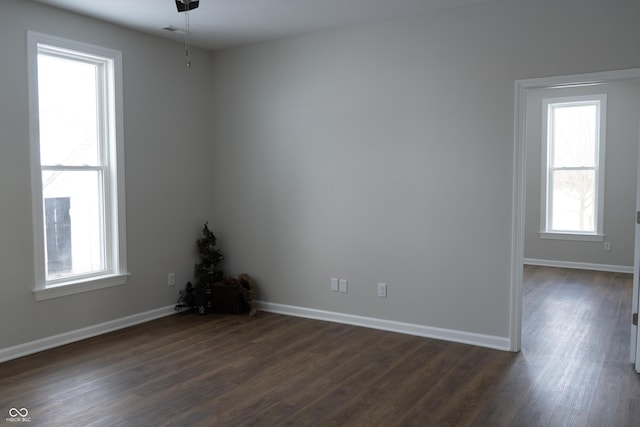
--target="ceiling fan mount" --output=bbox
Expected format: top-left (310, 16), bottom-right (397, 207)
top-left (175, 0), bottom-right (199, 12)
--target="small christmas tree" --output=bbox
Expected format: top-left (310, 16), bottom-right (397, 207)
top-left (194, 222), bottom-right (224, 288)
top-left (187, 222), bottom-right (258, 316)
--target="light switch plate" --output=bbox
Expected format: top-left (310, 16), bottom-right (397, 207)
top-left (378, 283), bottom-right (387, 298)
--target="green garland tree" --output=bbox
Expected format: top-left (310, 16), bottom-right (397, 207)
top-left (194, 222), bottom-right (224, 288)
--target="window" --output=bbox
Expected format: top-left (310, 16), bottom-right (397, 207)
top-left (28, 32), bottom-right (128, 300)
top-left (540, 94), bottom-right (606, 241)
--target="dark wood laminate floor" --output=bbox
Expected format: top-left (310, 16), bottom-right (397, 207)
top-left (1, 266), bottom-right (639, 426)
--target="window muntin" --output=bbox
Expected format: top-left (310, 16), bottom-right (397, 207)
top-left (541, 95), bottom-right (606, 240)
top-left (28, 32), bottom-right (127, 299)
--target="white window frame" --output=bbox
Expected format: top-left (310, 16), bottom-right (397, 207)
top-left (27, 31), bottom-right (128, 300)
top-left (540, 94), bottom-right (607, 242)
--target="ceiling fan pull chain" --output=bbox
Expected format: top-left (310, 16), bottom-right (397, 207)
top-left (184, 1), bottom-right (191, 68)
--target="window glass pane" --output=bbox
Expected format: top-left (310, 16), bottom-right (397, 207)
top-left (42, 170), bottom-right (105, 280)
top-left (551, 104), bottom-right (597, 168)
top-left (551, 169), bottom-right (595, 232)
top-left (37, 53), bottom-right (100, 166)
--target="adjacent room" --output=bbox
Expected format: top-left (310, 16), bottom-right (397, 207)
top-left (1, 0), bottom-right (640, 425)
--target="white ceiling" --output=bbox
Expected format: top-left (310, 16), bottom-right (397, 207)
top-left (33, 0), bottom-right (495, 50)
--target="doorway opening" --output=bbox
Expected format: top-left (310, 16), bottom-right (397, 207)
top-left (510, 68), bottom-right (640, 358)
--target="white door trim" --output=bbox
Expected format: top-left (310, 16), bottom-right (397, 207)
top-left (510, 68), bottom-right (640, 352)
top-left (634, 114), bottom-right (640, 370)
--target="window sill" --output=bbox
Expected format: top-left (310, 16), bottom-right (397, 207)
top-left (33, 273), bottom-right (130, 301)
top-left (539, 232), bottom-right (604, 242)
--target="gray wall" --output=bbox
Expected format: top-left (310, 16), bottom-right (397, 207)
top-left (524, 82), bottom-right (640, 267)
top-left (0, 0), bottom-right (213, 349)
top-left (209, 0), bottom-right (640, 338)
top-left (1, 0), bottom-right (640, 352)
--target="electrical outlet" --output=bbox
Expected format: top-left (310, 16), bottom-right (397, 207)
top-left (339, 279), bottom-right (348, 293)
top-left (378, 283), bottom-right (387, 298)
top-left (604, 242), bottom-right (611, 252)
top-left (331, 278), bottom-right (339, 292)
top-left (168, 273), bottom-right (176, 286)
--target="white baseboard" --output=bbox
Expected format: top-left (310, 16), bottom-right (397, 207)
top-left (256, 301), bottom-right (511, 351)
top-left (0, 302), bottom-right (512, 363)
top-left (0, 305), bottom-right (176, 363)
top-left (523, 258), bottom-right (633, 274)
